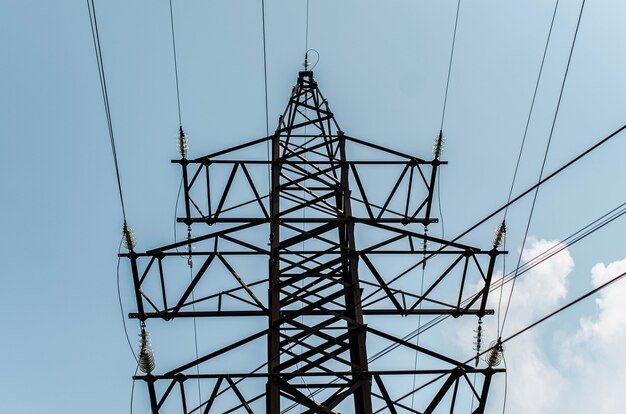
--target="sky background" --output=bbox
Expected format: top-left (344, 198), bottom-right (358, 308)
top-left (2, 0), bottom-right (626, 412)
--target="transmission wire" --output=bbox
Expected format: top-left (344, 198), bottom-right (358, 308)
top-left (434, 0), bottom-right (461, 241)
top-left (88, 3), bottom-right (138, 412)
top-left (87, 0), bottom-right (127, 223)
top-left (496, 0), bottom-right (560, 340)
top-left (500, 0), bottom-right (587, 337)
top-left (439, 0), bottom-right (461, 131)
top-left (169, 0), bottom-right (183, 127)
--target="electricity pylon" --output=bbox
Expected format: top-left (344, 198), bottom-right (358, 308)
top-left (123, 70), bottom-right (505, 413)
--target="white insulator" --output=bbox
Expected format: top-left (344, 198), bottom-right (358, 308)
top-left (484, 340), bottom-right (504, 367)
top-left (492, 220), bottom-right (506, 248)
top-left (138, 326), bottom-right (156, 374)
top-left (122, 223), bottom-right (136, 250)
top-left (177, 127), bottom-right (188, 159)
top-left (433, 130), bottom-right (445, 159)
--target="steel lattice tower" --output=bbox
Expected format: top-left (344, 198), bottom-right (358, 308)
top-left (123, 71), bottom-right (505, 413)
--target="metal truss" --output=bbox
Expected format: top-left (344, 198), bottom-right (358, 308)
top-left (123, 71), bottom-right (505, 413)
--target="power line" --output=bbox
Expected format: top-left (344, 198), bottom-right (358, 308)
top-left (497, 0), bottom-right (561, 335)
top-left (168, 0), bottom-right (183, 127)
top-left (501, 0), bottom-right (587, 335)
top-left (359, 120), bottom-right (626, 309)
top-left (493, 201), bottom-right (626, 291)
top-left (434, 0), bottom-right (462, 241)
top-left (500, 268), bottom-right (626, 347)
top-left (87, 5), bottom-right (138, 413)
top-left (503, 0), bottom-right (560, 221)
top-left (87, 0), bottom-right (127, 222)
top-left (439, 0), bottom-right (461, 131)
top-left (453, 120), bottom-right (626, 244)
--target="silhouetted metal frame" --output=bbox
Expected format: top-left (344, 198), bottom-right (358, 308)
top-left (124, 71), bottom-right (504, 413)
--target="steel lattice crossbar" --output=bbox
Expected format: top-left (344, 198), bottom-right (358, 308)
top-left (123, 71), bottom-right (505, 413)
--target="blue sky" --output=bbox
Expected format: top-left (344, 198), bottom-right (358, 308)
top-left (2, 0), bottom-right (626, 412)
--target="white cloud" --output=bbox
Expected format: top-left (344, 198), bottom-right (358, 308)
top-left (555, 257), bottom-right (626, 413)
top-left (478, 241), bottom-right (626, 414)
top-left (487, 238), bottom-right (573, 414)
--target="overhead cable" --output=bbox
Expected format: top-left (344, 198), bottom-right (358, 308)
top-left (501, 0), bottom-right (587, 335)
top-left (87, 0), bottom-right (127, 222)
top-left (497, 0), bottom-right (560, 335)
top-left (168, 0), bottom-right (183, 127)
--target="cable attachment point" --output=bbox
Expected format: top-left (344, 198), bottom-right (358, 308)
top-left (138, 322), bottom-right (156, 373)
top-left (485, 338), bottom-right (504, 367)
top-left (433, 130), bottom-right (445, 159)
top-left (473, 318), bottom-right (484, 367)
top-left (122, 222), bottom-right (136, 251)
top-left (177, 126), bottom-right (188, 159)
top-left (492, 220), bottom-right (507, 248)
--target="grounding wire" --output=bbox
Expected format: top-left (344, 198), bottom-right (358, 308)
top-left (500, 0), bottom-right (587, 337)
top-left (496, 0), bottom-right (560, 334)
top-left (87, 0), bottom-right (127, 223)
